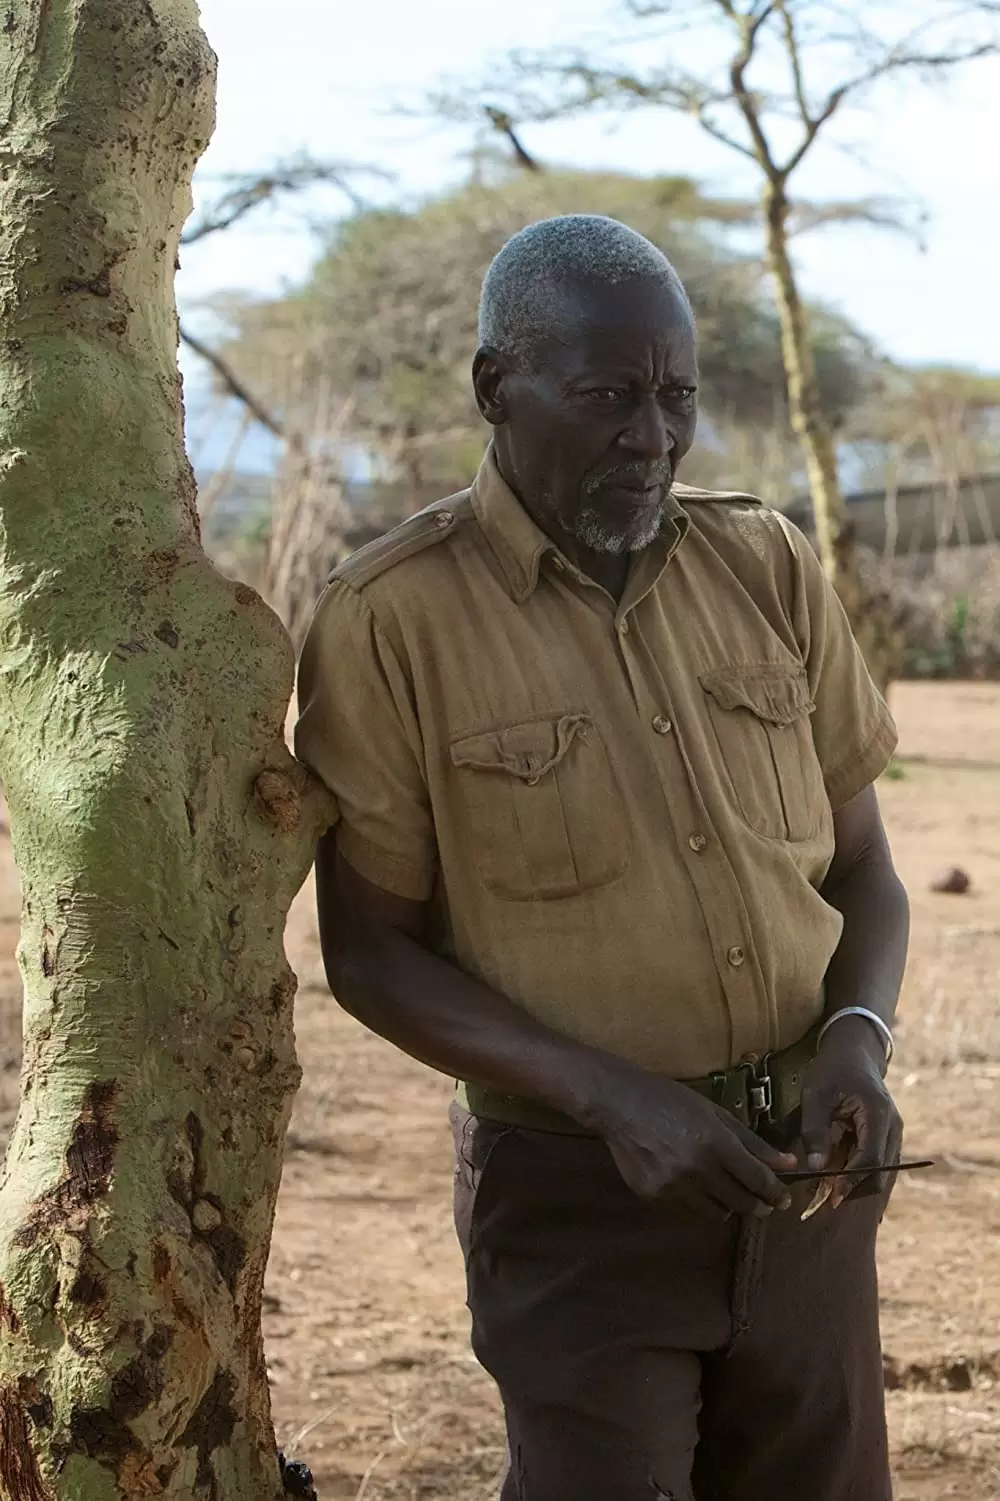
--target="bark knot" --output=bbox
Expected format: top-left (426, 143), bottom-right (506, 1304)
top-left (253, 768), bottom-right (304, 833)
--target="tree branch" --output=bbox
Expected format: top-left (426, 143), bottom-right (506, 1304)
top-left (780, 31), bottom-right (1000, 178)
top-left (693, 106), bottom-right (759, 159)
top-left (180, 324), bottom-right (286, 440)
top-left (787, 196), bottom-right (925, 244)
top-left (774, 0), bottom-right (813, 131)
top-left (181, 157), bottom-right (389, 246)
top-left (197, 408), bottom-right (253, 524)
top-left (726, 7), bottom-right (781, 177)
top-left (781, 84), bottom-right (849, 175)
top-left (483, 107), bottom-right (544, 171)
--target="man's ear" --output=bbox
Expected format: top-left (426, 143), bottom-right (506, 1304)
top-left (472, 347), bottom-right (509, 427)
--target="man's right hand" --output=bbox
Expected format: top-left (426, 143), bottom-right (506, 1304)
top-left (592, 1068), bottom-right (797, 1221)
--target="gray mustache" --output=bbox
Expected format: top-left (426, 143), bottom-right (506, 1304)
top-left (583, 461), bottom-right (672, 494)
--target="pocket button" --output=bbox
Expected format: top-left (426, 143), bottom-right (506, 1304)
top-left (652, 715), bottom-right (673, 735)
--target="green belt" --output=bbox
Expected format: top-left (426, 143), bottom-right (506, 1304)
top-left (456, 1025), bottom-right (819, 1138)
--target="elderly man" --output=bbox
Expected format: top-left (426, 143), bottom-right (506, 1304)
top-left (296, 215), bottom-right (909, 1500)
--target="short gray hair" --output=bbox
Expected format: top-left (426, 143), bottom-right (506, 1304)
top-left (478, 214), bottom-right (691, 370)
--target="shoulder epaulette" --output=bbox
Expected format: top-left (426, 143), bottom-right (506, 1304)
top-left (672, 483), bottom-right (763, 507)
top-left (333, 489), bottom-right (472, 591)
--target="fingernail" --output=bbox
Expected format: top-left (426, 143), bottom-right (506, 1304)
top-left (779, 1193), bottom-right (792, 1212)
top-left (807, 1153), bottom-right (825, 1170)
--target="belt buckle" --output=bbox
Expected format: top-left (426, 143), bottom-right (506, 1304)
top-left (743, 1054), bottom-right (775, 1130)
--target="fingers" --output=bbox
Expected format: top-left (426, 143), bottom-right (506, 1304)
top-left (831, 1098), bottom-right (902, 1208)
top-left (877, 1113), bottom-right (905, 1197)
top-left (726, 1114), bottom-right (798, 1171)
top-left (716, 1118), bottom-right (796, 1211)
top-left (720, 1167), bottom-right (792, 1219)
top-left (800, 1082), bottom-right (836, 1171)
top-left (674, 1155), bottom-right (788, 1220)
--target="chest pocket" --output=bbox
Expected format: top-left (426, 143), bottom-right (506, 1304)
top-left (449, 712), bottom-right (630, 901)
top-left (700, 665), bottom-right (825, 842)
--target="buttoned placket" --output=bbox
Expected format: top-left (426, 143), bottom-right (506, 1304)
top-left (612, 593), bottom-right (773, 1065)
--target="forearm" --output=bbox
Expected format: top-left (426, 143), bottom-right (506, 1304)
top-left (820, 851), bottom-right (910, 1060)
top-left (327, 920), bottom-right (626, 1132)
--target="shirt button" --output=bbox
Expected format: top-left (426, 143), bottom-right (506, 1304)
top-left (652, 715), bottom-right (672, 735)
top-left (619, 619), bottom-right (630, 636)
top-left (688, 833), bottom-right (707, 853)
top-left (434, 510), bottom-right (454, 529)
top-left (728, 946), bottom-right (746, 968)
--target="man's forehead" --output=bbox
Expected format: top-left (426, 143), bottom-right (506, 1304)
top-left (541, 273), bottom-right (696, 368)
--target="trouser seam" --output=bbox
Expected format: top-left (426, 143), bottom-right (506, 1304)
top-left (728, 1215), bottom-right (767, 1351)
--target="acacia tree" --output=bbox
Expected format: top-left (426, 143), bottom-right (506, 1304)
top-left (443, 0), bottom-right (1000, 685)
top-left (0, 3), bottom-right (332, 1498)
top-left (227, 168), bottom-right (873, 486)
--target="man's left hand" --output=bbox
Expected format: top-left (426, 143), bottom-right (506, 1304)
top-left (799, 1017), bottom-right (903, 1209)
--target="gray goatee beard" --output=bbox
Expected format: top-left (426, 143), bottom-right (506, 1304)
top-left (569, 496), bottom-right (666, 556)
top-left (570, 459), bottom-right (672, 555)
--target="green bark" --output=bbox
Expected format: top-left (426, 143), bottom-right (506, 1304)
top-left (0, 3), bottom-right (332, 1497)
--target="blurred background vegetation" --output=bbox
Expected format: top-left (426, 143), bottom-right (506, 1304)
top-left (186, 1), bottom-right (1000, 684)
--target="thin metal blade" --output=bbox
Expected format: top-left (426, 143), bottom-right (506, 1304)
top-left (777, 1159), bottom-right (934, 1183)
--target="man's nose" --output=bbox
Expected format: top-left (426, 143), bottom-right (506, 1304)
top-left (618, 395), bottom-right (675, 461)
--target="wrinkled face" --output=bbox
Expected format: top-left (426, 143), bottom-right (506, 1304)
top-left (474, 273), bottom-right (699, 556)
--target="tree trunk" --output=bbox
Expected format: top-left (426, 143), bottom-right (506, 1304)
top-left (761, 180), bottom-right (903, 695)
top-left (0, 4), bottom-right (332, 1499)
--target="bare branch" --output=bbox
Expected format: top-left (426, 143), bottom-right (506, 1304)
top-left (478, 54), bottom-right (764, 160)
top-left (788, 197), bottom-right (925, 245)
top-left (781, 84), bottom-right (849, 175)
top-left (774, 0), bottom-right (812, 131)
top-left (197, 408), bottom-right (253, 525)
top-left (694, 108), bottom-right (759, 160)
top-left (483, 107), bottom-right (544, 172)
top-left (781, 30), bottom-right (1000, 177)
top-left (726, 7), bottom-right (781, 177)
top-left (182, 157), bottom-right (390, 246)
top-left (432, 4), bottom-right (1000, 194)
top-left (180, 324), bottom-right (286, 441)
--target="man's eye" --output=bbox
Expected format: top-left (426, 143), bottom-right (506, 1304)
top-left (588, 388), bottom-right (626, 403)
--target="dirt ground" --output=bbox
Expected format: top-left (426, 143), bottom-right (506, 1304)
top-left (3, 680), bottom-right (1000, 1498)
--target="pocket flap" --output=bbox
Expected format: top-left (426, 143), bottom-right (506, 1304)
top-left (700, 665), bottom-right (814, 727)
top-left (450, 713), bottom-right (590, 783)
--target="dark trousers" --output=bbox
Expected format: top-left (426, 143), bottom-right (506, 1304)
top-left (451, 1105), bottom-right (892, 1501)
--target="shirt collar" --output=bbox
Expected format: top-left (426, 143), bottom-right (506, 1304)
top-left (469, 442), bottom-right (689, 604)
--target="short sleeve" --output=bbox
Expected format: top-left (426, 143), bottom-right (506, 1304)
top-left (781, 518), bottom-right (899, 811)
top-left (295, 579), bottom-right (437, 900)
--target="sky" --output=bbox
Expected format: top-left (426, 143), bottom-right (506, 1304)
top-left (181, 0), bottom-right (1000, 472)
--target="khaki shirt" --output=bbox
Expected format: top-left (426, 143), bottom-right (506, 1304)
top-left (295, 447), bottom-right (897, 1077)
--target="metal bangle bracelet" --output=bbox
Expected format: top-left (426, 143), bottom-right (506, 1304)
top-left (816, 1006), bottom-right (894, 1067)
